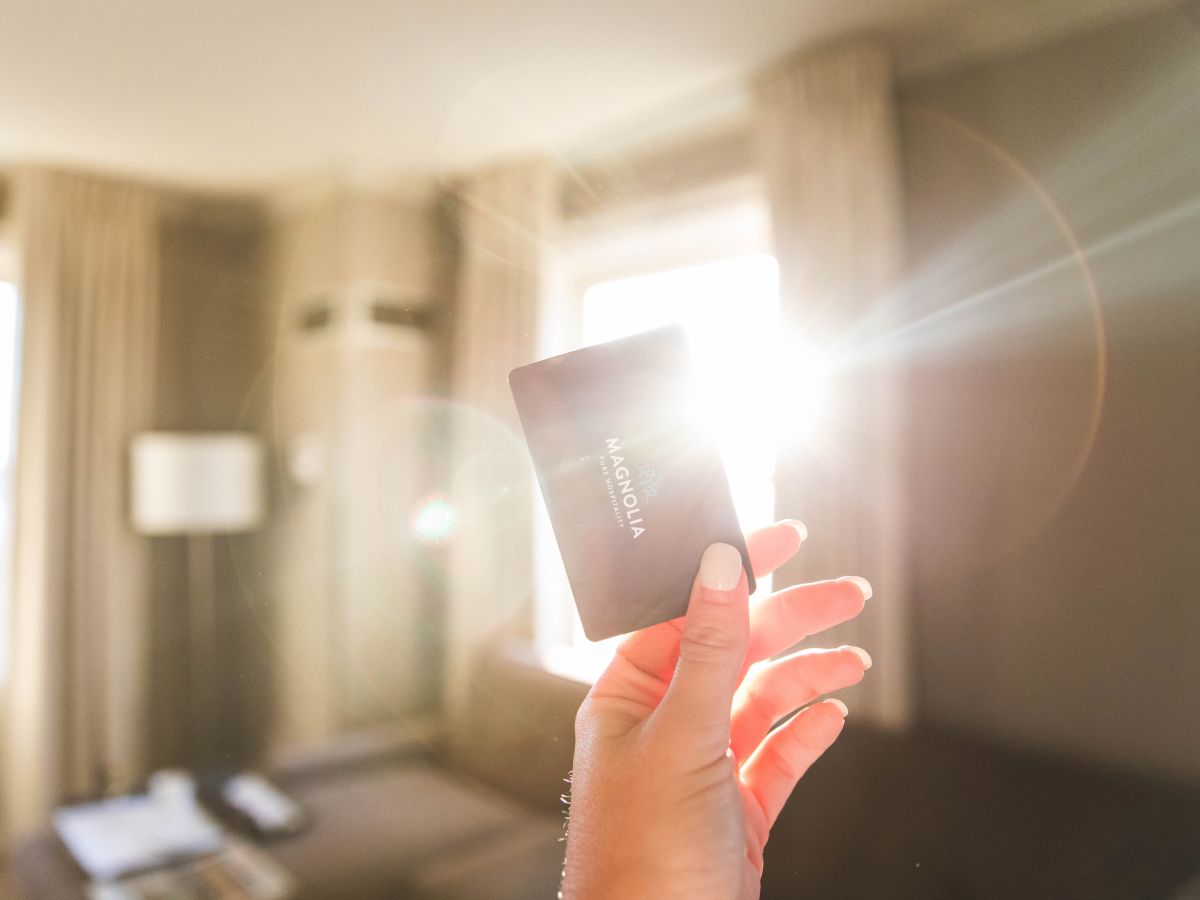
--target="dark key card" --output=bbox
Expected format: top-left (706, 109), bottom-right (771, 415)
top-left (508, 324), bottom-right (754, 641)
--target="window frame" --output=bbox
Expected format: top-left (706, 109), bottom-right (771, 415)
top-left (542, 174), bottom-right (772, 361)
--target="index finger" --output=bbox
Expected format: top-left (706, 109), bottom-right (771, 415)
top-left (747, 520), bottom-right (807, 581)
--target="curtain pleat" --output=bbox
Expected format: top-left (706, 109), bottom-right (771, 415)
top-left (443, 160), bottom-right (556, 724)
top-left (755, 41), bottom-right (913, 725)
top-left (2, 167), bottom-right (159, 838)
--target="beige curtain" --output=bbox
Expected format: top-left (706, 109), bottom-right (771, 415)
top-left (755, 41), bottom-right (913, 725)
top-left (444, 160), bottom-right (557, 723)
top-left (2, 167), bottom-right (159, 838)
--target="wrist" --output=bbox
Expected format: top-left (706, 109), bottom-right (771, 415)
top-left (562, 821), bottom-right (669, 900)
top-left (561, 866), bottom-right (664, 900)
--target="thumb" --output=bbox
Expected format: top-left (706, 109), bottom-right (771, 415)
top-left (656, 542), bottom-right (750, 751)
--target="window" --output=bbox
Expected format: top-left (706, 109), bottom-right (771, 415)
top-left (0, 282), bottom-right (19, 681)
top-left (535, 254), bottom-right (780, 680)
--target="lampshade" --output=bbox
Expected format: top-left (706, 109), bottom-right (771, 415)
top-left (131, 432), bottom-right (264, 535)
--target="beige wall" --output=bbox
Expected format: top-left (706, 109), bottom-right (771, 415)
top-left (266, 181), bottom-right (444, 748)
top-left (900, 5), bottom-right (1200, 781)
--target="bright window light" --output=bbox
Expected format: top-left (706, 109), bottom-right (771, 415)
top-left (537, 254), bottom-right (780, 680)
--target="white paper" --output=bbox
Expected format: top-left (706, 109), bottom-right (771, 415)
top-left (54, 794), bottom-right (223, 882)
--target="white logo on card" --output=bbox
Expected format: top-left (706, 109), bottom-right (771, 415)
top-left (600, 437), bottom-right (653, 540)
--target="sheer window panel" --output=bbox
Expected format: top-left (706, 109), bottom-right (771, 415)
top-left (0, 283), bottom-right (22, 682)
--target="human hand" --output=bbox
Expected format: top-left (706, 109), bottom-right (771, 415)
top-left (561, 521), bottom-right (872, 900)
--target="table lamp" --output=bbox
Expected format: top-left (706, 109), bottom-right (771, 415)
top-left (130, 432), bottom-right (264, 761)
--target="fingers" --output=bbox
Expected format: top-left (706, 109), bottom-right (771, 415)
top-left (729, 646), bottom-right (869, 762)
top-left (608, 522), bottom-right (869, 695)
top-left (613, 520), bottom-right (806, 684)
top-left (739, 699), bottom-right (848, 829)
top-left (654, 543), bottom-right (749, 756)
top-left (745, 577), bottom-right (870, 665)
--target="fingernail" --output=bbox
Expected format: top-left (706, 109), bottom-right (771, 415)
top-left (839, 575), bottom-right (873, 600)
top-left (824, 698), bottom-right (849, 718)
top-left (698, 542), bottom-right (744, 592)
top-left (842, 646), bottom-right (873, 670)
top-left (784, 519), bottom-right (808, 543)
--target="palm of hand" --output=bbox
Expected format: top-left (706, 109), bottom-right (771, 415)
top-left (563, 522), bottom-right (871, 900)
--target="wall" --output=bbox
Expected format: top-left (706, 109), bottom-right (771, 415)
top-left (266, 180), bottom-right (445, 749)
top-left (900, 5), bottom-right (1200, 781)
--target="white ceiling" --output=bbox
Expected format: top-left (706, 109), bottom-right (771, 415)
top-left (0, 0), bottom-right (1167, 191)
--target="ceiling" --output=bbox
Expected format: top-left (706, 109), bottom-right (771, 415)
top-left (0, 0), bottom-right (1168, 191)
